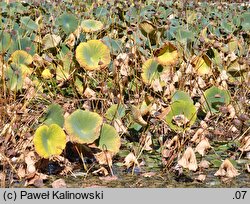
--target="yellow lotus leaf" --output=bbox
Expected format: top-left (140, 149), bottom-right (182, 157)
top-left (192, 55), bottom-right (212, 76)
top-left (75, 40), bottom-right (111, 71)
top-left (33, 124), bottom-right (66, 159)
top-left (154, 42), bottom-right (179, 66)
top-left (10, 50), bottom-right (33, 65)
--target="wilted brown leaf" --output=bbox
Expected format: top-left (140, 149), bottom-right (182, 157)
top-left (124, 152), bottom-right (139, 169)
top-left (178, 147), bottom-right (198, 171)
top-left (214, 159), bottom-right (240, 178)
top-left (52, 178), bottom-right (67, 188)
top-left (93, 167), bottom-right (109, 176)
top-left (24, 151), bottom-right (36, 174)
top-left (195, 174), bottom-right (206, 182)
top-left (94, 151), bottom-right (113, 166)
top-left (195, 137), bottom-right (212, 156)
top-left (198, 160), bottom-right (210, 169)
top-left (99, 175), bottom-right (118, 181)
top-left (130, 105), bottom-right (147, 126)
top-left (239, 136), bottom-right (250, 152)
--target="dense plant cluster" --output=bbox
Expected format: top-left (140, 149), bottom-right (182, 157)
top-left (0, 0), bottom-right (249, 187)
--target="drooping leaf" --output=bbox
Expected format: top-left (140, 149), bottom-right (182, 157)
top-left (43, 104), bottom-right (64, 127)
top-left (98, 124), bottom-right (121, 154)
top-left (75, 40), bottom-right (111, 71)
top-left (202, 86), bottom-right (230, 113)
top-left (65, 109), bottom-right (103, 144)
top-left (33, 124), bottom-right (66, 158)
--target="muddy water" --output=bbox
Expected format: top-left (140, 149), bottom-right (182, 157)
top-left (44, 166), bottom-right (249, 188)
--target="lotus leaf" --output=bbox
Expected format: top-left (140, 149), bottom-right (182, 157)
top-left (75, 40), bottom-right (111, 71)
top-left (20, 16), bottom-right (38, 31)
top-left (165, 100), bottom-right (197, 132)
top-left (154, 42), bottom-right (179, 66)
top-left (33, 124), bottom-right (66, 158)
top-left (65, 109), bottom-right (103, 144)
top-left (57, 13), bottom-right (78, 35)
top-left (10, 50), bottom-right (33, 65)
top-left (42, 34), bottom-right (61, 50)
top-left (81, 19), bottom-right (103, 32)
top-left (0, 32), bottom-right (12, 53)
top-left (98, 124), bottom-right (121, 153)
top-left (43, 104), bottom-right (64, 127)
top-left (141, 58), bottom-right (164, 84)
top-left (172, 90), bottom-right (193, 103)
top-left (192, 55), bottom-right (212, 76)
top-left (202, 86), bottom-right (230, 113)
top-left (105, 104), bottom-right (126, 121)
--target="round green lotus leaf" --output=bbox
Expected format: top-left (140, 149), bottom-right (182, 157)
top-left (172, 90), bottom-right (193, 103)
top-left (81, 19), bottom-right (103, 33)
top-left (75, 40), bottom-right (111, 71)
top-left (154, 42), bottom-right (179, 66)
top-left (98, 124), bottom-right (121, 154)
top-left (33, 124), bottom-right (66, 158)
top-left (192, 55), bottom-right (212, 76)
top-left (57, 13), bottom-right (78, 35)
top-left (65, 109), bottom-right (103, 144)
top-left (202, 86), bottom-right (230, 113)
top-left (165, 100), bottom-right (197, 132)
top-left (141, 58), bottom-right (164, 84)
top-left (10, 50), bottom-right (33, 65)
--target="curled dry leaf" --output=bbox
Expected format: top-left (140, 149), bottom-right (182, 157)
top-left (94, 151), bottom-right (113, 166)
top-left (124, 152), bottom-right (139, 169)
top-left (165, 135), bottom-right (179, 149)
top-left (172, 114), bottom-right (189, 127)
top-left (114, 119), bottom-right (128, 134)
top-left (227, 104), bottom-right (236, 118)
top-left (239, 136), bottom-right (250, 152)
top-left (178, 147), bottom-right (198, 171)
top-left (130, 105), bottom-right (147, 126)
top-left (24, 151), bottom-right (36, 174)
top-left (195, 137), bottom-right (212, 156)
top-left (195, 174), bottom-right (206, 182)
top-left (198, 160), bottom-right (210, 169)
top-left (52, 178), bottom-right (67, 188)
top-left (92, 167), bottom-right (109, 176)
top-left (214, 159), bottom-right (240, 178)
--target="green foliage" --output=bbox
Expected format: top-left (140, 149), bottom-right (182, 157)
top-left (43, 104), bottom-right (64, 127)
top-left (33, 124), bottom-right (66, 158)
top-left (98, 124), bottom-right (121, 153)
top-left (203, 86), bottom-right (231, 113)
top-left (56, 13), bottom-right (78, 35)
top-left (65, 109), bottom-right (103, 144)
top-left (105, 104), bottom-right (126, 121)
